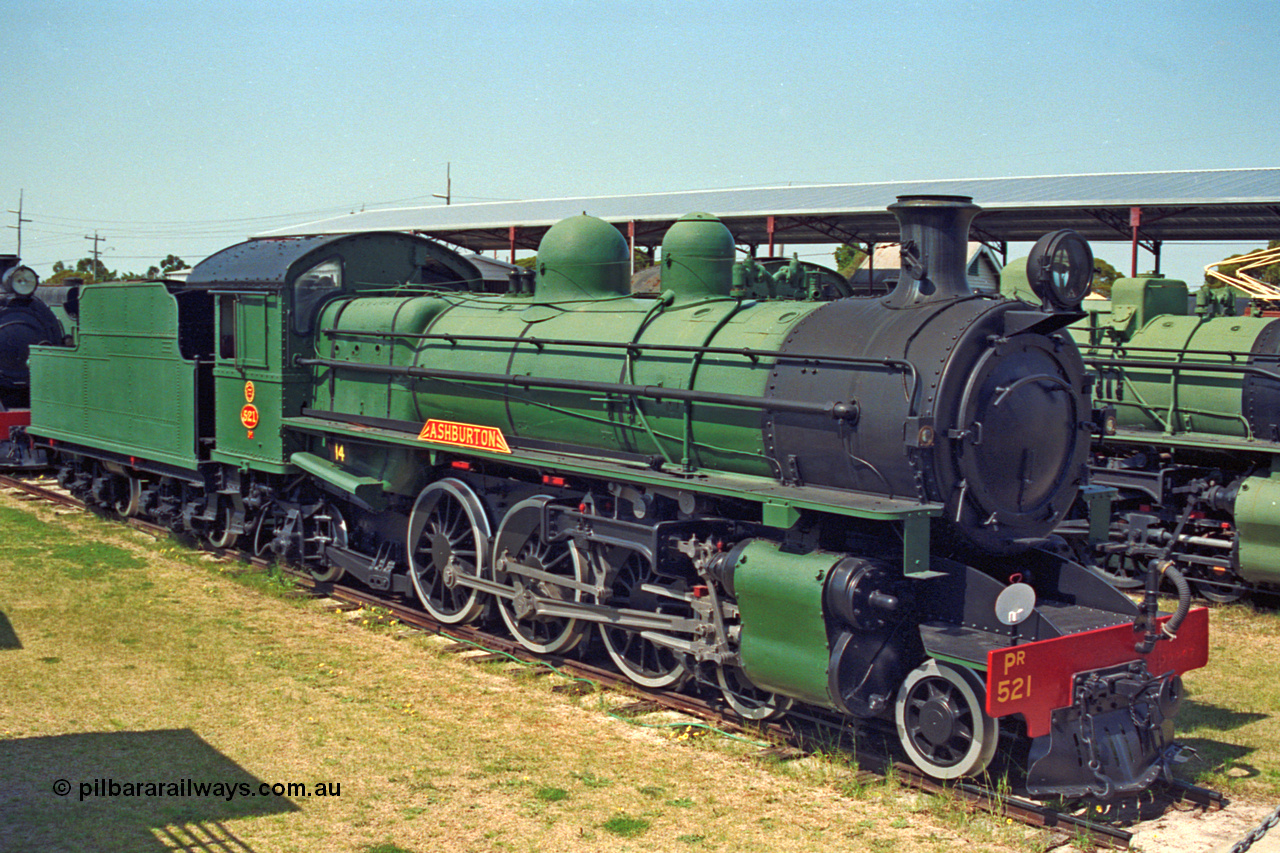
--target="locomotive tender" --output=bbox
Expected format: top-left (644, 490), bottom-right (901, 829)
top-left (27, 196), bottom-right (1208, 798)
top-left (1029, 269), bottom-right (1280, 602)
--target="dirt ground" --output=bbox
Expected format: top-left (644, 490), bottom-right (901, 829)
top-left (1130, 799), bottom-right (1280, 853)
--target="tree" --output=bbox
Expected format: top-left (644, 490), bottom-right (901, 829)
top-left (44, 258), bottom-right (117, 285)
top-left (160, 254), bottom-right (190, 274)
top-left (833, 244), bottom-right (867, 279)
top-left (1091, 258), bottom-right (1121, 298)
top-left (44, 254), bottom-right (190, 284)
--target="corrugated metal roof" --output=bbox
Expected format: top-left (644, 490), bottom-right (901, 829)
top-left (259, 168), bottom-right (1280, 250)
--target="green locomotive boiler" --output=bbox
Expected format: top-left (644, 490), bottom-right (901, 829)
top-left (28, 197), bottom-right (1208, 799)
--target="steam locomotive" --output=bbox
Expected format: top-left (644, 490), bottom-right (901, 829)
top-left (1023, 267), bottom-right (1280, 603)
top-left (0, 255), bottom-right (74, 467)
top-left (25, 196), bottom-right (1208, 799)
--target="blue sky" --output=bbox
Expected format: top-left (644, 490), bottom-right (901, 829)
top-left (3, 0), bottom-right (1276, 281)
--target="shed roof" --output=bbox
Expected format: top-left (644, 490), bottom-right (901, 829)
top-left (259, 168), bottom-right (1280, 251)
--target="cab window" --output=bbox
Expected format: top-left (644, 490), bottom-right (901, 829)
top-left (293, 257), bottom-right (342, 334)
top-left (218, 293), bottom-right (269, 367)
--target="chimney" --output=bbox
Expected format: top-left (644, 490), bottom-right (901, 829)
top-left (883, 195), bottom-right (979, 308)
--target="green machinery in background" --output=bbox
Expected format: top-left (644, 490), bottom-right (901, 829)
top-left (1005, 259), bottom-right (1280, 600)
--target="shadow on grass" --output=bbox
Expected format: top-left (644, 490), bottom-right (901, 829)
top-left (0, 728), bottom-right (298, 852)
top-left (1174, 699), bottom-right (1270, 782)
top-left (0, 610), bottom-right (19, 650)
top-left (1177, 737), bottom-right (1261, 782)
top-left (1179, 699), bottom-right (1269, 733)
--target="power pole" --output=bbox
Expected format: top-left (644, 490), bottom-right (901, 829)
top-left (85, 231), bottom-right (107, 279)
top-left (7, 190), bottom-right (30, 256)
top-left (433, 162), bottom-right (452, 205)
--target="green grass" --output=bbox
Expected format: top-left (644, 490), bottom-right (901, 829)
top-left (601, 813), bottom-right (650, 837)
top-left (1174, 602), bottom-right (1280, 798)
top-left (571, 770), bottom-right (612, 789)
top-left (534, 786), bottom-right (569, 803)
top-left (7, 491), bottom-right (1272, 851)
top-left (14, 492), bottom-right (965, 851)
top-left (0, 504), bottom-right (143, 579)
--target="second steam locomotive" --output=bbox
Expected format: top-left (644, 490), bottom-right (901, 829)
top-left (25, 195), bottom-right (1207, 799)
top-left (1033, 268), bottom-right (1280, 603)
top-left (0, 254), bottom-right (73, 467)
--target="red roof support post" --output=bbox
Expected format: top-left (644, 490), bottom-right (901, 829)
top-left (509, 225), bottom-right (517, 264)
top-left (767, 215), bottom-right (776, 257)
top-left (628, 220), bottom-right (636, 277)
top-left (1130, 206), bottom-right (1142, 277)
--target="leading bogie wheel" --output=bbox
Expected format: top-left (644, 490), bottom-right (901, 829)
top-left (493, 496), bottom-right (589, 655)
top-left (894, 659), bottom-right (999, 780)
top-left (406, 479), bottom-right (490, 625)
top-left (1091, 552), bottom-right (1146, 590)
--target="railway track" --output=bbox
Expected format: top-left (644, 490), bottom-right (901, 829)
top-left (0, 472), bottom-right (1226, 849)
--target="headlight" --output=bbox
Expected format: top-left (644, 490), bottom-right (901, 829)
top-left (2, 265), bottom-right (39, 297)
top-left (1027, 230), bottom-right (1093, 312)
